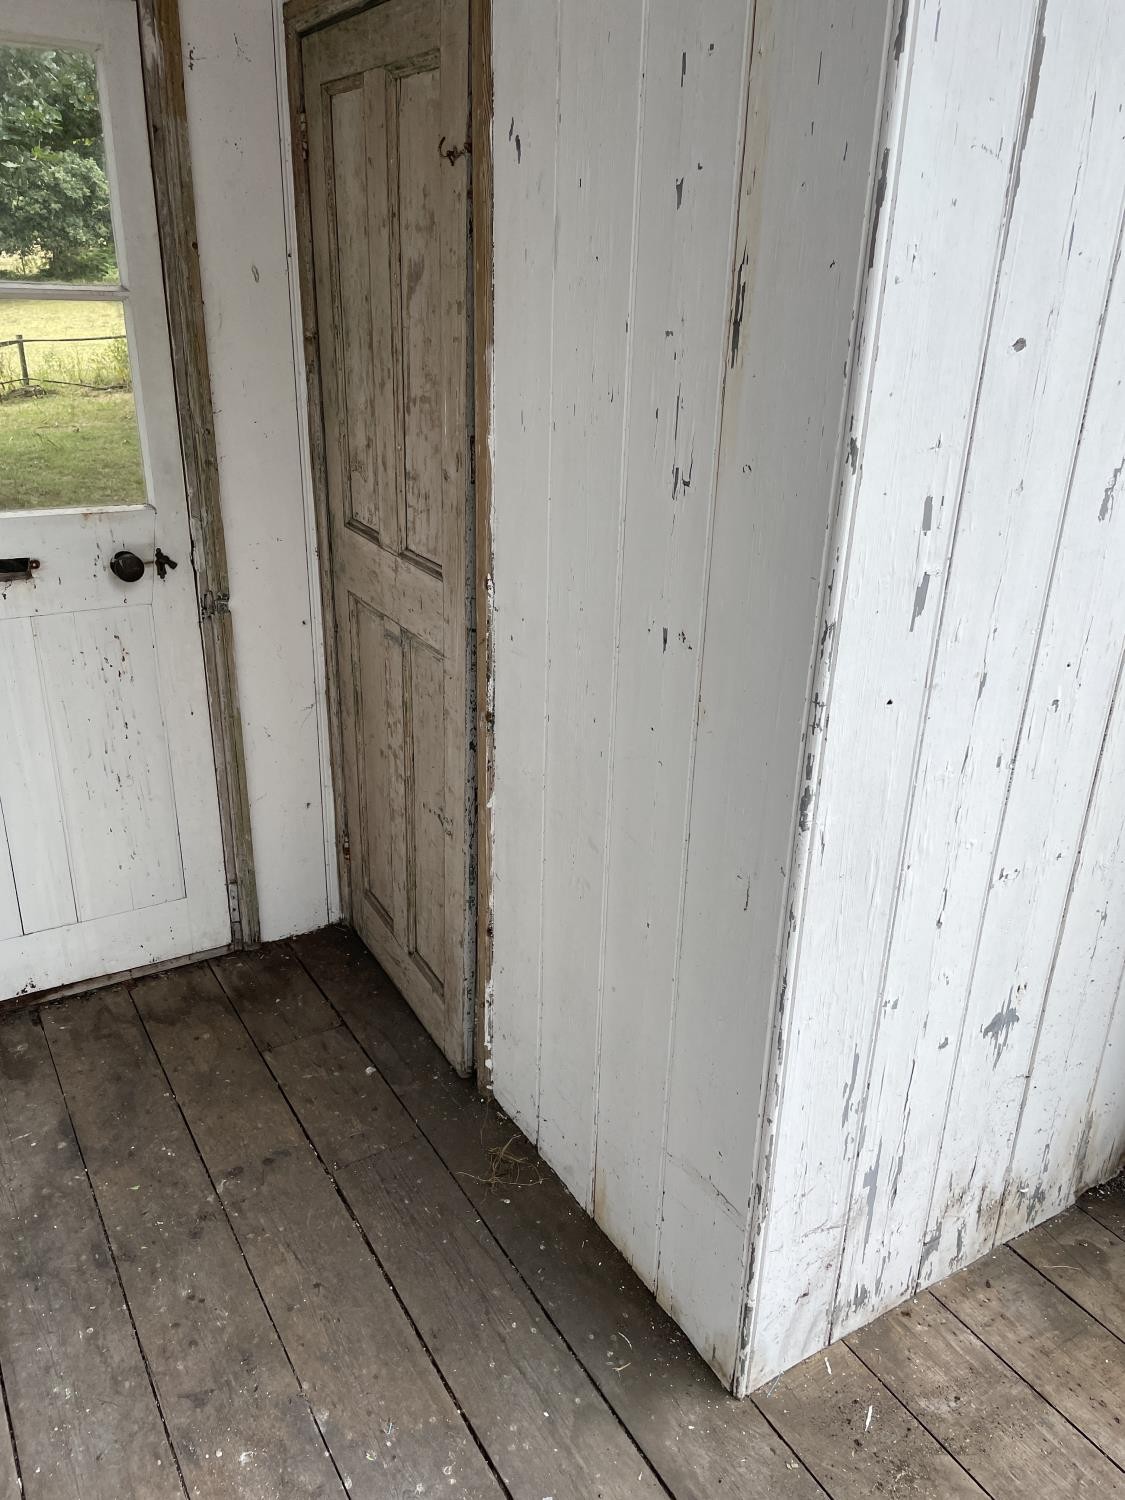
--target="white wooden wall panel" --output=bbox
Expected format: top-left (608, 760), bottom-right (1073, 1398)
top-left (487, 2), bottom-right (559, 1132)
top-left (834, 0), bottom-right (1125, 1332)
top-left (587, 0), bottom-right (750, 1282)
top-left (178, 0), bottom-right (333, 940)
top-left (490, 0), bottom-right (891, 1388)
top-left (742, 0), bottom-right (1038, 1383)
top-left (534, 0), bottom-right (645, 1196)
top-left (743, 0), bottom-right (1125, 1390)
top-left (658, 0), bottom-right (892, 1377)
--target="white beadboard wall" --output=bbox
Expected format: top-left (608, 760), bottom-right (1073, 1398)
top-left (742, 0), bottom-right (1125, 1390)
top-left (175, 0), bottom-right (336, 940)
top-left (488, 0), bottom-right (892, 1386)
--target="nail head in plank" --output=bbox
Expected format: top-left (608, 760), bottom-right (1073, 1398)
top-left (133, 965), bottom-right (500, 1498)
top-left (40, 990), bottom-right (346, 1500)
top-left (847, 1292), bottom-right (1125, 1498)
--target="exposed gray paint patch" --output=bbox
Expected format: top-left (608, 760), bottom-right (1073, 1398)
top-left (982, 992), bottom-right (1021, 1065)
top-left (862, 1145), bottom-right (882, 1250)
top-left (1010, 0), bottom-right (1048, 209)
top-left (730, 249), bottom-right (749, 366)
top-left (1099, 457), bottom-right (1124, 520)
top-left (922, 493), bottom-right (933, 533)
top-left (909, 570), bottom-right (931, 631)
top-left (841, 1047), bottom-right (860, 1127)
top-left (868, 147), bottom-right (890, 271)
top-left (893, 0), bottom-right (909, 61)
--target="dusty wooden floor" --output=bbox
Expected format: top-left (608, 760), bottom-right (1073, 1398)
top-left (0, 928), bottom-right (1122, 1499)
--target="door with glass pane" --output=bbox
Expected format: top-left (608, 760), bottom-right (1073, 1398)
top-left (0, 0), bottom-right (229, 997)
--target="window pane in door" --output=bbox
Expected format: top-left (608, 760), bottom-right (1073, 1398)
top-left (0, 44), bottom-right (119, 284)
top-left (0, 298), bottom-right (146, 510)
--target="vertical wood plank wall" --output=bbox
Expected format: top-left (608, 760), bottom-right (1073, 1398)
top-left (488, 0), bottom-right (891, 1386)
top-left (173, 0), bottom-right (335, 939)
top-left (744, 0), bottom-right (1125, 1390)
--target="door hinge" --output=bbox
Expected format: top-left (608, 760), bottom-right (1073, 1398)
top-left (200, 589), bottom-right (230, 621)
top-left (298, 110), bottom-right (309, 162)
top-left (227, 880), bottom-right (241, 926)
top-left (340, 832), bottom-right (351, 861)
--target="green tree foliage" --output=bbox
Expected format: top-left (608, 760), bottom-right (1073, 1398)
top-left (0, 45), bottom-right (118, 282)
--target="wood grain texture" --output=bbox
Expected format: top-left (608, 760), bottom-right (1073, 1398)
top-left (755, 1341), bottom-right (986, 1500)
top-left (290, 923), bottom-right (830, 1500)
top-left (1014, 1207), bottom-right (1125, 1342)
top-left (41, 989), bottom-right (346, 1500)
top-left (211, 945), bottom-right (338, 1052)
top-left (133, 964), bottom-right (501, 1499)
top-left (933, 1246), bottom-right (1125, 1468)
top-left (0, 1405), bottom-right (16, 1500)
top-left (1081, 1177), bottom-right (1125, 1241)
top-left (265, 1021), bottom-right (668, 1500)
top-left (847, 1294), bottom-right (1125, 1499)
top-left (0, 1015), bottom-right (183, 1500)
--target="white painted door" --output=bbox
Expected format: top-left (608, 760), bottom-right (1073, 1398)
top-left (0, 0), bottom-right (229, 998)
top-left (301, 0), bottom-right (473, 1072)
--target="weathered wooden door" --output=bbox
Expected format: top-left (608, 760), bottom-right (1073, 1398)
top-left (302, 0), bottom-right (473, 1071)
top-left (0, 0), bottom-right (230, 1000)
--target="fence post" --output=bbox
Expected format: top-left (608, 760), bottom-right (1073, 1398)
top-left (15, 335), bottom-right (29, 389)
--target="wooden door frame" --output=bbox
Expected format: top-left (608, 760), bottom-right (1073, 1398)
top-left (136, 0), bottom-right (259, 947)
top-left (282, 0), bottom-right (495, 1080)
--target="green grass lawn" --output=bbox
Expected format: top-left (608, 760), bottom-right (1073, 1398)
top-left (0, 299), bottom-right (146, 510)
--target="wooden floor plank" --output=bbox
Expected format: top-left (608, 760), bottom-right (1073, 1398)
top-left (933, 1245), bottom-right (1125, 1467)
top-left (1014, 1206), bottom-right (1125, 1341)
top-left (847, 1292), bottom-right (1125, 1498)
top-left (0, 1392), bottom-right (17, 1500)
top-left (290, 924), bottom-right (829, 1500)
top-left (40, 990), bottom-right (347, 1500)
top-left (1080, 1173), bottom-right (1125, 1241)
top-left (753, 1341), bottom-right (986, 1498)
top-left (0, 1014), bottom-right (184, 1500)
top-left (211, 947), bottom-right (339, 1052)
top-left (135, 964), bottom-right (503, 1499)
top-left (264, 1021), bottom-right (668, 1500)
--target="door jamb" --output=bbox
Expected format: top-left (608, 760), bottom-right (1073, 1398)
top-left (136, 0), bottom-right (260, 946)
top-left (282, 0), bottom-right (495, 1081)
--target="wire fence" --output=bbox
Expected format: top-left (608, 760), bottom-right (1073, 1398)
top-left (0, 332), bottom-right (131, 396)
